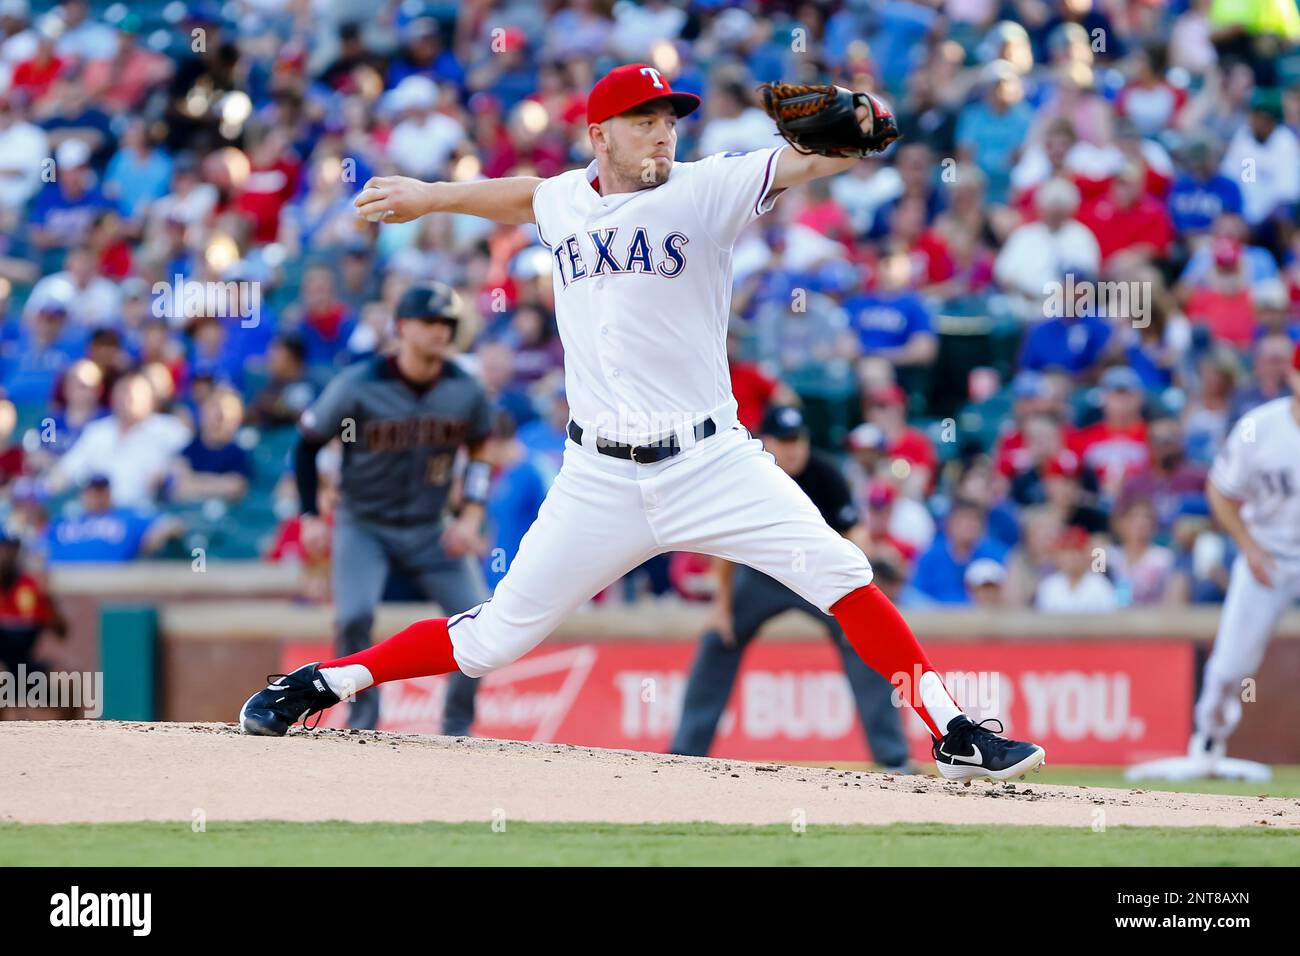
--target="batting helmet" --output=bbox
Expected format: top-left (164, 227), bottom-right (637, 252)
top-left (395, 281), bottom-right (461, 335)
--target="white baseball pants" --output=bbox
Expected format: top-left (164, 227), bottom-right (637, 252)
top-left (1195, 552), bottom-right (1300, 740)
top-left (449, 421), bottom-right (873, 677)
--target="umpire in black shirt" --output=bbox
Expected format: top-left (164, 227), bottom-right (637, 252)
top-left (669, 406), bottom-right (911, 768)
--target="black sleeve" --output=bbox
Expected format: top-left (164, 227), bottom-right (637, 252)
top-left (294, 431), bottom-right (330, 517)
top-left (809, 453), bottom-right (858, 534)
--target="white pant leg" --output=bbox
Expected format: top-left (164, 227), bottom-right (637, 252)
top-left (646, 425), bottom-right (872, 612)
top-left (1194, 553), bottom-right (1300, 739)
top-left (449, 440), bottom-right (659, 677)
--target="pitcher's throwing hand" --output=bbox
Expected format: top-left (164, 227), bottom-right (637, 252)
top-left (355, 177), bottom-right (435, 223)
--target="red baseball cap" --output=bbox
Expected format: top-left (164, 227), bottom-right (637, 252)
top-left (1056, 525), bottom-right (1090, 549)
top-left (867, 384), bottom-right (907, 408)
top-left (586, 63), bottom-right (701, 126)
top-left (1043, 451), bottom-right (1081, 479)
top-left (1212, 236), bottom-right (1242, 268)
top-left (866, 479), bottom-right (897, 510)
top-left (1293, 340), bottom-right (1300, 371)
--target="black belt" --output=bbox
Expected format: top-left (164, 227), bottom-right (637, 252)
top-left (568, 417), bottom-right (718, 464)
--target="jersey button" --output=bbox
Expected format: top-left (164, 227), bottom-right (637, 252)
top-left (601, 325), bottom-right (610, 335)
top-left (611, 368), bottom-right (621, 378)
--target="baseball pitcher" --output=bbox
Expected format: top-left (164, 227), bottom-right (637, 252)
top-left (242, 65), bottom-right (1046, 781)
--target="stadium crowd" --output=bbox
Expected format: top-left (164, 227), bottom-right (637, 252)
top-left (0, 0), bottom-right (1298, 615)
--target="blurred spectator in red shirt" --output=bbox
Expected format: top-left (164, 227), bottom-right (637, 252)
top-left (80, 15), bottom-right (174, 113)
top-left (796, 178), bottom-right (856, 254)
top-left (1077, 163), bottom-right (1174, 266)
top-left (861, 478), bottom-right (917, 569)
top-left (0, 399), bottom-right (24, 488)
top-left (994, 371), bottom-right (1077, 480)
top-left (881, 196), bottom-right (954, 292)
top-left (0, 532), bottom-right (65, 681)
top-left (863, 384), bottom-right (936, 497)
top-left (11, 26), bottom-right (63, 103)
top-left (1183, 237), bottom-right (1256, 346)
top-left (235, 127), bottom-right (300, 245)
top-left (1069, 366), bottom-right (1150, 497)
top-left (726, 325), bottom-right (792, 432)
top-left (1117, 48), bottom-right (1188, 137)
top-left (1112, 117), bottom-right (1175, 199)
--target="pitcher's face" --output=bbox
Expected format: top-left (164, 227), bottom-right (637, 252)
top-left (595, 100), bottom-right (677, 189)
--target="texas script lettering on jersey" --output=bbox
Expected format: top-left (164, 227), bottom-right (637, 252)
top-left (551, 227), bottom-right (691, 287)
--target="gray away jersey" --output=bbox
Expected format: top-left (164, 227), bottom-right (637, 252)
top-left (301, 355), bottom-right (493, 525)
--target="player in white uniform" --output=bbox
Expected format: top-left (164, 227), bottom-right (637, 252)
top-left (1130, 343), bottom-right (1300, 782)
top-left (239, 64), bottom-right (1047, 781)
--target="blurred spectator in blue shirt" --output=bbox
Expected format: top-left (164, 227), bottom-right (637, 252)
top-left (171, 386), bottom-right (250, 503)
top-left (28, 139), bottom-right (111, 252)
top-left (1167, 134), bottom-right (1243, 237)
top-left (386, 18), bottom-right (466, 92)
top-left (46, 475), bottom-right (182, 563)
top-left (476, 341), bottom-right (538, 431)
top-left (1, 302), bottom-right (87, 405)
top-left (480, 411), bottom-right (548, 591)
top-left (956, 61), bottom-right (1034, 204)
top-left (843, 253), bottom-right (938, 369)
top-left (103, 118), bottom-right (173, 221)
top-left (184, 315), bottom-right (249, 392)
top-left (912, 499), bottom-right (1010, 605)
top-left (1018, 309), bottom-right (1114, 376)
top-left (516, 381), bottom-right (568, 483)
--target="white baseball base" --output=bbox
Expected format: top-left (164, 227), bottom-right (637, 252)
top-left (1125, 754), bottom-right (1272, 783)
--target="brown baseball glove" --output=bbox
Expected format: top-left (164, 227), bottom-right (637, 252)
top-left (757, 83), bottom-right (902, 158)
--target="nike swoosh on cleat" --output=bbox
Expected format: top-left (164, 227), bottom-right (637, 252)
top-left (940, 742), bottom-right (984, 765)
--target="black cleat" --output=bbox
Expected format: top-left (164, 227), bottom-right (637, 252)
top-left (932, 715), bottom-right (1046, 782)
top-left (239, 663), bottom-right (340, 736)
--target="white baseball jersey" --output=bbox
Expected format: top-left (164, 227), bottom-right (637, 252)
top-left (443, 145), bottom-right (874, 679)
top-left (1209, 397), bottom-right (1300, 561)
top-left (1199, 396), bottom-right (1300, 742)
top-left (531, 146), bottom-right (785, 444)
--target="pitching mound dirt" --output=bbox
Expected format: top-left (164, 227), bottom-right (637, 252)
top-left (3, 721), bottom-right (1298, 829)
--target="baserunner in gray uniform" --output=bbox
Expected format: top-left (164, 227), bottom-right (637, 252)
top-left (295, 281), bottom-right (492, 731)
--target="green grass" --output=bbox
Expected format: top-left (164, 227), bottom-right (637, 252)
top-left (1032, 765), bottom-right (1300, 798)
top-left (806, 764), bottom-right (1300, 799)
top-left (2, 820), bottom-right (1295, 866)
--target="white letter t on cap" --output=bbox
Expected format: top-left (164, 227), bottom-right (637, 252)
top-left (640, 67), bottom-right (664, 88)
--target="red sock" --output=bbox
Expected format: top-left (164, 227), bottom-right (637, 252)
top-left (830, 583), bottom-right (951, 738)
top-left (320, 617), bottom-right (459, 685)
